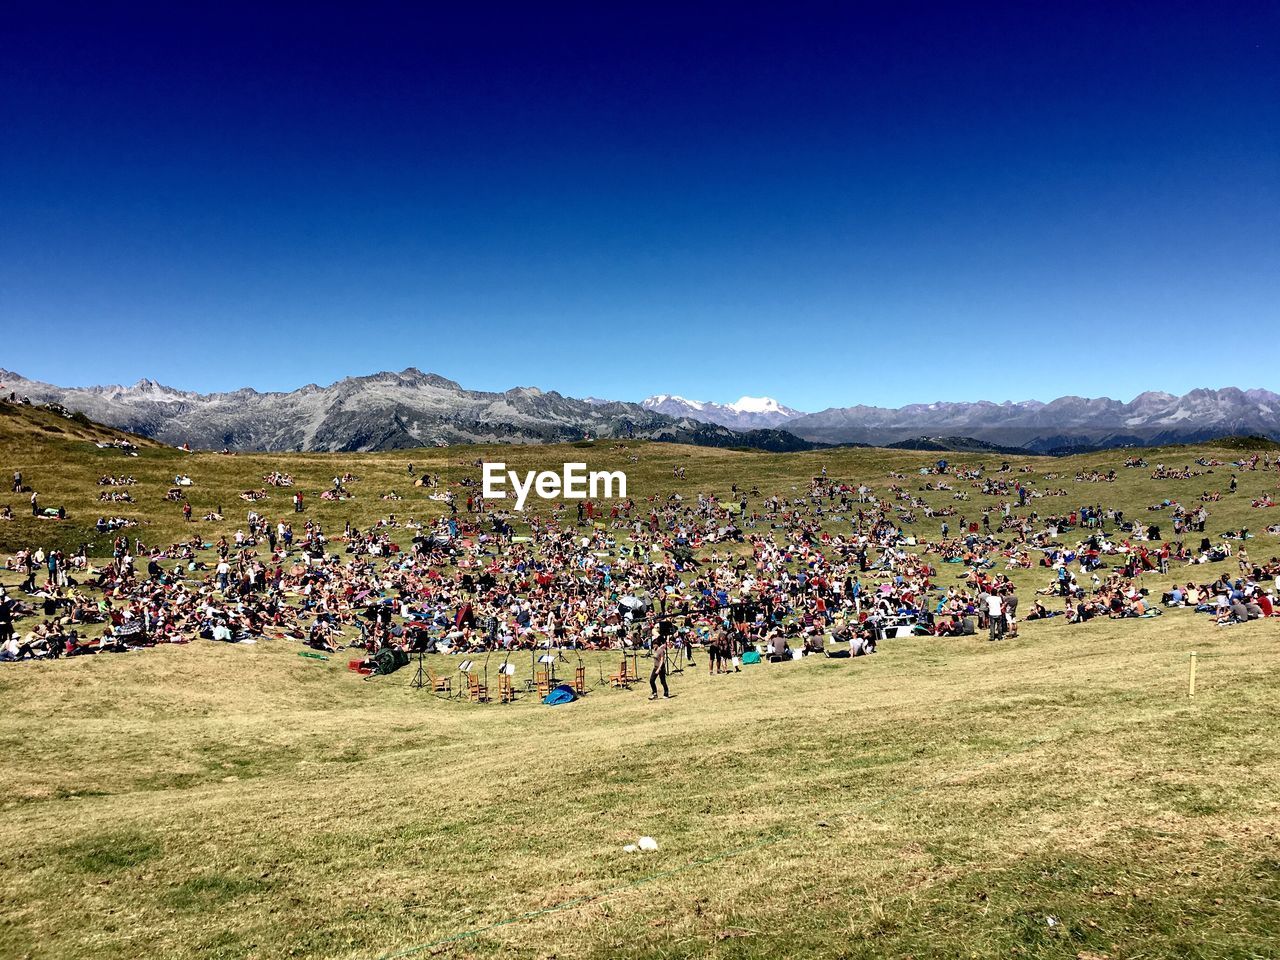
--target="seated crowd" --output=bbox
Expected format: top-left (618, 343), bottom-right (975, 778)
top-left (3, 452), bottom-right (1277, 669)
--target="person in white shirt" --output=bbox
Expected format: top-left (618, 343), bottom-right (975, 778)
top-left (986, 592), bottom-right (1004, 641)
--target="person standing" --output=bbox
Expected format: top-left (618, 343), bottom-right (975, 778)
top-left (12, 470), bottom-right (21, 492)
top-left (1002, 585), bottom-right (1018, 638)
top-left (20, 554), bottom-right (35, 593)
top-left (648, 629), bottom-right (670, 700)
top-left (0, 588), bottom-right (13, 647)
top-left (986, 590), bottom-right (1004, 641)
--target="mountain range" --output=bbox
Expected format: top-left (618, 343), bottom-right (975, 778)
top-left (782, 389), bottom-right (1280, 452)
top-left (640, 394), bottom-right (803, 430)
top-left (643, 388), bottom-right (1280, 453)
top-left (650, 386), bottom-right (1280, 455)
top-left (0, 368), bottom-right (814, 453)
top-left (2, 367), bottom-right (1278, 455)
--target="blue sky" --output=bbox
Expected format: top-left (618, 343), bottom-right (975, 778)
top-left (2, 1), bottom-right (1277, 410)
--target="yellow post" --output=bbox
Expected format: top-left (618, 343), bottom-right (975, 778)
top-left (1188, 652), bottom-right (1197, 698)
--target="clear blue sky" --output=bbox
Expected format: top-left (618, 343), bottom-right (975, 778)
top-left (2, 1), bottom-right (1276, 410)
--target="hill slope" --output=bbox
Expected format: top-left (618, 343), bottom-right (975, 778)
top-left (1, 403), bottom-right (1279, 958)
top-left (0, 398), bottom-right (161, 449)
top-left (0, 585), bottom-right (1275, 959)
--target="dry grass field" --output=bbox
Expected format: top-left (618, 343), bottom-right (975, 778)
top-left (0, 402), bottom-right (1277, 959)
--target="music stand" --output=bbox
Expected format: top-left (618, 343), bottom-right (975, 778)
top-left (538, 653), bottom-right (558, 684)
top-left (668, 634), bottom-right (685, 676)
top-left (497, 648), bottom-right (514, 701)
top-left (409, 650), bottom-right (427, 689)
top-left (457, 659), bottom-right (474, 701)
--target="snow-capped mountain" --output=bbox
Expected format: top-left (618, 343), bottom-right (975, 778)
top-left (641, 394), bottom-right (805, 430)
top-left (784, 388), bottom-right (1280, 451)
top-left (4, 367), bottom-right (1277, 455)
top-left (0, 368), bottom-right (816, 453)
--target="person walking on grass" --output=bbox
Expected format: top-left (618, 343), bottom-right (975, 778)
top-left (649, 629), bottom-right (670, 700)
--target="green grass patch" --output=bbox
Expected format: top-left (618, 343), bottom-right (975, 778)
top-left (61, 830), bottom-right (163, 874)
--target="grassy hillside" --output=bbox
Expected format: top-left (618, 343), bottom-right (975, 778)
top-left (0, 398), bottom-right (162, 448)
top-left (1, 401), bottom-right (1278, 959)
top-left (3, 394), bottom-right (1279, 563)
top-left (1, 617), bottom-right (1276, 959)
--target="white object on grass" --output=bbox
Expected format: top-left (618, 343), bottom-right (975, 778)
top-left (638, 836), bottom-right (659, 852)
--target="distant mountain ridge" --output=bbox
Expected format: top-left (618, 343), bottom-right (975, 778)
top-left (641, 394), bottom-right (804, 429)
top-left (0, 368), bottom-right (817, 453)
top-left (3, 368), bottom-right (1277, 455)
top-left (784, 388), bottom-right (1280, 451)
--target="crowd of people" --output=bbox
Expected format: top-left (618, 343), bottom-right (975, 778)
top-left (3, 450), bottom-right (1279, 675)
